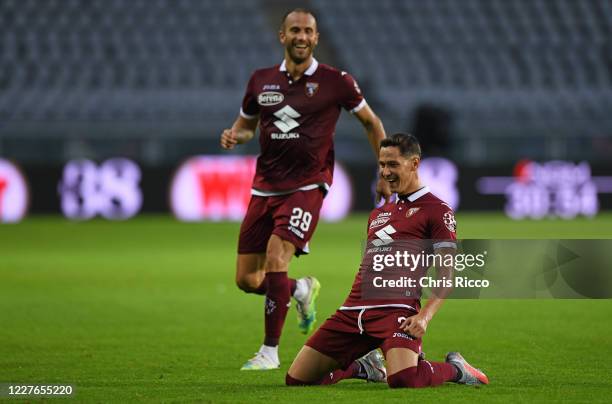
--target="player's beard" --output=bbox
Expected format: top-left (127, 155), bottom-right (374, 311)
top-left (286, 40), bottom-right (313, 65)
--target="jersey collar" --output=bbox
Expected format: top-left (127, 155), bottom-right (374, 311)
top-left (397, 186), bottom-right (430, 203)
top-left (279, 58), bottom-right (319, 76)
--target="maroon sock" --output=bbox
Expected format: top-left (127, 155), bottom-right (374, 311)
top-left (263, 272), bottom-right (291, 346)
top-left (285, 362), bottom-right (361, 386)
top-left (253, 278), bottom-right (295, 296)
top-left (387, 360), bottom-right (457, 388)
top-left (318, 362), bottom-right (362, 385)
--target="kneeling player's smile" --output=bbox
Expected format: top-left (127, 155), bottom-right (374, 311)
top-left (379, 146), bottom-right (420, 195)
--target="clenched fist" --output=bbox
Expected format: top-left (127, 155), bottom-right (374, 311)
top-left (399, 312), bottom-right (430, 339)
top-left (220, 128), bottom-right (238, 149)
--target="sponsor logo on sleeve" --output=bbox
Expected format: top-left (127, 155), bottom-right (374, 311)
top-left (258, 91), bottom-right (284, 106)
top-left (443, 211), bottom-right (456, 232)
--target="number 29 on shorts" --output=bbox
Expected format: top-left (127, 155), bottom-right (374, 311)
top-left (289, 207), bottom-right (312, 232)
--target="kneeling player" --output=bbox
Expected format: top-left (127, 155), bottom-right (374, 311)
top-left (286, 133), bottom-right (489, 388)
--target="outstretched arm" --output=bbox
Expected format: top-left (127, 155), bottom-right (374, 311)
top-left (220, 115), bottom-right (259, 149)
top-left (354, 104), bottom-right (391, 203)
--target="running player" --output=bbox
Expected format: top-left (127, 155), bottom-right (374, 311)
top-left (286, 133), bottom-right (489, 388)
top-left (220, 8), bottom-right (389, 370)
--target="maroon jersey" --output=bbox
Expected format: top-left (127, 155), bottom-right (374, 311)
top-left (240, 58), bottom-right (365, 193)
top-left (340, 186), bottom-right (457, 311)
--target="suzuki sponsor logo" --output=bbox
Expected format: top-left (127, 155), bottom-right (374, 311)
top-left (271, 133), bottom-right (299, 140)
top-left (272, 105), bottom-right (301, 133)
top-left (372, 224), bottom-right (397, 247)
top-left (258, 91), bottom-right (284, 106)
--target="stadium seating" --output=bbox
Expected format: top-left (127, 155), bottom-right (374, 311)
top-left (0, 0), bottom-right (277, 122)
top-left (313, 0), bottom-right (612, 142)
top-left (0, 0), bottom-right (610, 163)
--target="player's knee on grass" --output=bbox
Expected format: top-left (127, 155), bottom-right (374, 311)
top-left (285, 373), bottom-right (310, 386)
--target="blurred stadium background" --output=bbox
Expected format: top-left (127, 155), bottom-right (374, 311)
top-left (0, 0), bottom-right (611, 221)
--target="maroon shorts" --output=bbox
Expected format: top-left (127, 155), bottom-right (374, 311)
top-left (238, 188), bottom-right (325, 256)
top-left (305, 307), bottom-right (422, 369)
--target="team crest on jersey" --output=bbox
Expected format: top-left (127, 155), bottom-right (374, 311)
top-left (369, 211), bottom-right (392, 229)
top-left (406, 207), bottom-right (421, 218)
top-left (305, 82), bottom-right (319, 97)
top-left (258, 91), bottom-right (284, 106)
top-left (443, 211), bottom-right (456, 232)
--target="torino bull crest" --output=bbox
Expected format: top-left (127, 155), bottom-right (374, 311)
top-left (305, 82), bottom-right (319, 97)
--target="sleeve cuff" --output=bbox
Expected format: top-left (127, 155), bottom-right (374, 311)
top-left (350, 99), bottom-right (367, 114)
top-left (240, 108), bottom-right (258, 120)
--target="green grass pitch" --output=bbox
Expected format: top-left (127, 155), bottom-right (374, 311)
top-left (1, 213), bottom-right (611, 402)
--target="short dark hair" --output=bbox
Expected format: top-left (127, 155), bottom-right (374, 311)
top-left (380, 133), bottom-right (422, 158)
top-left (280, 8), bottom-right (318, 30)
